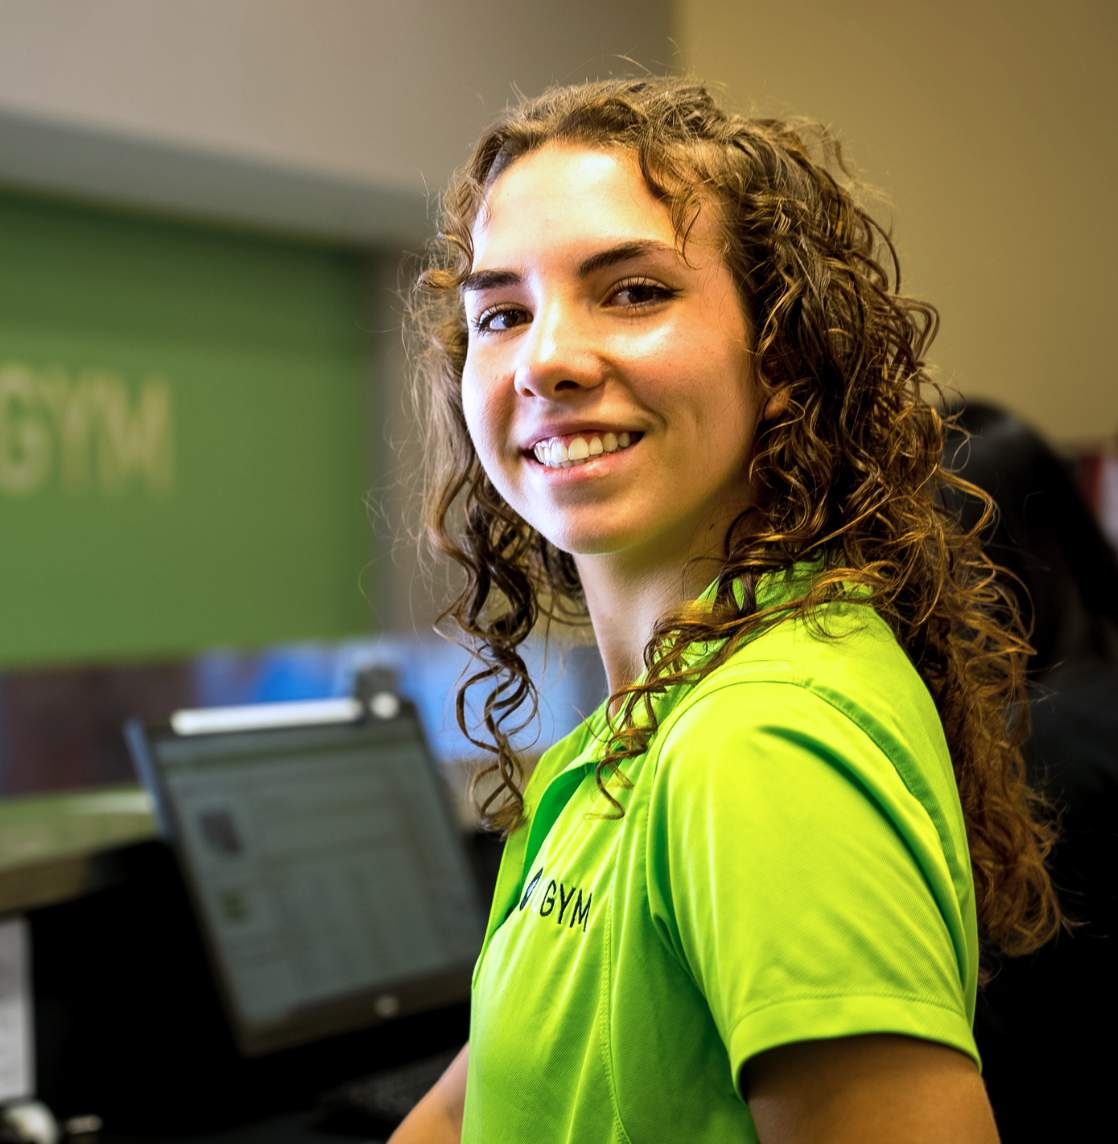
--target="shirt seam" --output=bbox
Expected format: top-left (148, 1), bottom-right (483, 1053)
top-left (648, 601), bottom-right (885, 756)
top-left (651, 673), bottom-right (901, 790)
top-left (641, 676), bottom-right (873, 981)
top-left (599, 893), bottom-right (634, 1144)
top-left (729, 988), bottom-right (969, 1032)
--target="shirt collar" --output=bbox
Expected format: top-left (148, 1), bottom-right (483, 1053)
top-left (696, 554), bottom-right (825, 613)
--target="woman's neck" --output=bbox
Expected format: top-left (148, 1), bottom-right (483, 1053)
top-left (571, 489), bottom-right (757, 696)
top-left (576, 550), bottom-right (726, 695)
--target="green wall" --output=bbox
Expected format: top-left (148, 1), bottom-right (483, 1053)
top-left (0, 192), bottom-right (375, 668)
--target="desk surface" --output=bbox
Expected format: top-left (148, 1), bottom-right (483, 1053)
top-left (0, 784), bottom-right (156, 914)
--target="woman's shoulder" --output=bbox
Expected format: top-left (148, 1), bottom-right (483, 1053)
top-left (642, 600), bottom-right (975, 897)
top-left (653, 595), bottom-right (953, 798)
top-left (694, 592), bottom-right (913, 702)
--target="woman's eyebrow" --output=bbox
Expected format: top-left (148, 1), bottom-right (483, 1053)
top-left (461, 239), bottom-right (678, 295)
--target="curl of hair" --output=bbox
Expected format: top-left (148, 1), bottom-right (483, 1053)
top-left (403, 76), bottom-right (1072, 987)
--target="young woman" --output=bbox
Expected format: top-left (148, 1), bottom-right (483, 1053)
top-left (390, 76), bottom-right (1066, 1143)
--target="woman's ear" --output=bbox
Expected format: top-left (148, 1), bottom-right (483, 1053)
top-left (762, 385), bottom-right (791, 421)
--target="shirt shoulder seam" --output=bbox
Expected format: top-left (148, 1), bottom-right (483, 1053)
top-left (649, 672), bottom-right (895, 782)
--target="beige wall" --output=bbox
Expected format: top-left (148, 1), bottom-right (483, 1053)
top-left (677, 0), bottom-right (1116, 445)
top-left (0, 0), bottom-right (674, 243)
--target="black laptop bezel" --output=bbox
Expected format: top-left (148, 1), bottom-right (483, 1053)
top-left (124, 698), bottom-right (485, 1057)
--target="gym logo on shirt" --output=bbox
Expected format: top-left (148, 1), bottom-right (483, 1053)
top-left (518, 866), bottom-right (593, 932)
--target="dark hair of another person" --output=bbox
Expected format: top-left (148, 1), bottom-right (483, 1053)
top-left (942, 398), bottom-right (1118, 677)
top-left (404, 75), bottom-right (1069, 986)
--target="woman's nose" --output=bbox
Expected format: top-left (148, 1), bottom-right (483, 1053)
top-left (513, 298), bottom-right (603, 399)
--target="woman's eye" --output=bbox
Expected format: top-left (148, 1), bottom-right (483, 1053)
top-left (473, 306), bottom-right (527, 334)
top-left (611, 278), bottom-right (676, 307)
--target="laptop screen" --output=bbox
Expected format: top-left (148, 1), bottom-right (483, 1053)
top-left (125, 698), bottom-right (486, 1056)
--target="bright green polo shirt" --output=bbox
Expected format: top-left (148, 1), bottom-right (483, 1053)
top-left (462, 565), bottom-right (982, 1142)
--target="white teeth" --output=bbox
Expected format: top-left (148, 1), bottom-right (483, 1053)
top-left (531, 431), bottom-right (639, 469)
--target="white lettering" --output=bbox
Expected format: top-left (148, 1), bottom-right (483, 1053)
top-left (90, 373), bottom-right (174, 495)
top-left (37, 369), bottom-right (94, 491)
top-left (0, 363), bottom-right (175, 497)
top-left (0, 366), bottom-right (52, 494)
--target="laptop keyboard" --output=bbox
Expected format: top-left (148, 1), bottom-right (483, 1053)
top-left (314, 1046), bottom-right (461, 1135)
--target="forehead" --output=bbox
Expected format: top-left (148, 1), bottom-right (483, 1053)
top-left (470, 144), bottom-right (708, 269)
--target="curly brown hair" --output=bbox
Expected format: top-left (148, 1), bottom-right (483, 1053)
top-left (404, 75), bottom-right (1072, 987)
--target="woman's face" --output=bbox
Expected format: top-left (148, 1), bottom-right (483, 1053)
top-left (460, 143), bottom-right (765, 570)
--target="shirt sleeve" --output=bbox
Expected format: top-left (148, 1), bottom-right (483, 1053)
top-left (644, 677), bottom-right (982, 1090)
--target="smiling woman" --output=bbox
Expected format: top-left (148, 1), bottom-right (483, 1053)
top-left (458, 144), bottom-right (775, 608)
top-left (392, 76), bottom-right (1067, 1143)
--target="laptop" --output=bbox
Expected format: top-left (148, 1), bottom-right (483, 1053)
top-left (124, 692), bottom-right (486, 1062)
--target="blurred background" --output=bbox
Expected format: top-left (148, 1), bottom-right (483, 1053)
top-left (0, 0), bottom-right (1114, 798)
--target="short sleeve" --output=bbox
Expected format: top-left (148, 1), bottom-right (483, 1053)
top-left (644, 678), bottom-right (982, 1088)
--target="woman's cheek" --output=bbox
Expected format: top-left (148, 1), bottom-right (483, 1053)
top-left (459, 372), bottom-right (488, 453)
top-left (461, 386), bottom-right (510, 483)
